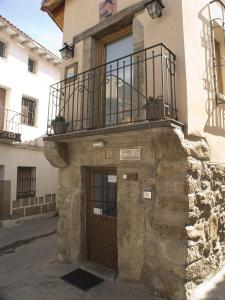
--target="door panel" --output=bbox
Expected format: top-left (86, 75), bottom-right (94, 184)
top-left (0, 88), bottom-right (6, 131)
top-left (88, 168), bottom-right (118, 270)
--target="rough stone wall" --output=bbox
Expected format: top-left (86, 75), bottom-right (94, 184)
top-left (12, 194), bottom-right (57, 219)
top-left (44, 125), bottom-right (225, 300)
top-left (186, 160), bottom-right (225, 297)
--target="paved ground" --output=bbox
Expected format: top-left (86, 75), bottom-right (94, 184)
top-left (0, 217), bottom-right (164, 300)
top-left (1, 217), bottom-right (225, 300)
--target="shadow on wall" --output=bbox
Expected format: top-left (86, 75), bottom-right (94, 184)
top-left (199, 3), bottom-right (225, 137)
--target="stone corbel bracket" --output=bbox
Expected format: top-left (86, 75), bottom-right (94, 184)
top-left (44, 141), bottom-right (68, 168)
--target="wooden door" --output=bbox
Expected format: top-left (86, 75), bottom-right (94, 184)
top-left (87, 168), bottom-right (118, 270)
top-left (0, 88), bottom-right (6, 131)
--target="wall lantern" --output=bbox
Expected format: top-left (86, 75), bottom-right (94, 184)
top-left (145, 0), bottom-right (165, 19)
top-left (59, 43), bottom-right (74, 60)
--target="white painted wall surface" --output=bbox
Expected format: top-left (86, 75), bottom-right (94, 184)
top-left (0, 143), bottom-right (58, 201)
top-left (0, 30), bottom-right (60, 144)
top-left (0, 29), bottom-right (61, 206)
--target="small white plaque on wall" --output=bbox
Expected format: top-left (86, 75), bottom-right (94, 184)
top-left (120, 148), bottom-right (141, 161)
top-left (94, 208), bottom-right (103, 215)
top-left (108, 175), bottom-right (117, 183)
top-left (143, 191), bottom-right (152, 200)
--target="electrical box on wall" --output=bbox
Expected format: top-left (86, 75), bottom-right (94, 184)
top-left (122, 173), bottom-right (138, 181)
top-left (143, 188), bottom-right (153, 200)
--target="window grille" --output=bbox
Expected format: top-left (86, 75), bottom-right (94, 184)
top-left (17, 167), bottom-right (36, 199)
top-left (0, 40), bottom-right (6, 58)
top-left (21, 97), bottom-right (36, 126)
top-left (28, 58), bottom-right (36, 73)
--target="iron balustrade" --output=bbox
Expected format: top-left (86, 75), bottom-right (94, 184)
top-left (48, 43), bottom-right (177, 135)
top-left (0, 108), bottom-right (22, 141)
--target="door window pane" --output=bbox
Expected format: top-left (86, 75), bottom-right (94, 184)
top-left (105, 34), bottom-right (133, 126)
top-left (91, 172), bottom-right (117, 217)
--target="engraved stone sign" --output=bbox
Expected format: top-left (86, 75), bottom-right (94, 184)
top-left (120, 148), bottom-right (141, 161)
top-left (99, 0), bottom-right (117, 21)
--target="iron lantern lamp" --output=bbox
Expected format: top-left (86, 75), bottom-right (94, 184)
top-left (145, 0), bottom-right (165, 19)
top-left (59, 43), bottom-right (74, 60)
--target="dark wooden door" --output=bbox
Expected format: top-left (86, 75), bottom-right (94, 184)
top-left (0, 88), bottom-right (6, 131)
top-left (87, 168), bottom-right (118, 270)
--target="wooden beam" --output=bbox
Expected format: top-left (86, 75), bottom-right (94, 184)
top-left (21, 40), bottom-right (30, 46)
top-left (39, 52), bottom-right (47, 57)
top-left (0, 25), bottom-right (7, 32)
top-left (11, 33), bottom-right (19, 39)
top-left (31, 47), bottom-right (39, 52)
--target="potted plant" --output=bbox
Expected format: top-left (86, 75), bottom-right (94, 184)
top-left (143, 96), bottom-right (165, 121)
top-left (51, 116), bottom-right (69, 134)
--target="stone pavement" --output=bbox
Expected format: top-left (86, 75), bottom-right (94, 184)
top-left (0, 216), bottom-right (165, 300)
top-left (1, 216), bottom-right (225, 300)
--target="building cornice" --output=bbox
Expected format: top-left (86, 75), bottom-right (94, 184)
top-left (0, 15), bottom-right (61, 66)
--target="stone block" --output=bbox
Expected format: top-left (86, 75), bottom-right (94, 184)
top-left (12, 199), bottom-right (21, 208)
top-left (44, 141), bottom-right (68, 168)
top-left (207, 214), bottom-right (218, 240)
top-left (25, 206), bottom-right (41, 216)
top-left (186, 224), bottom-right (204, 241)
top-left (39, 197), bottom-right (44, 204)
top-left (42, 204), bottom-right (48, 214)
top-left (12, 208), bottom-right (24, 218)
top-left (186, 258), bottom-right (213, 280)
top-left (45, 194), bottom-right (52, 203)
top-left (21, 198), bottom-right (29, 206)
top-left (49, 202), bottom-right (56, 211)
top-left (30, 197), bottom-right (35, 205)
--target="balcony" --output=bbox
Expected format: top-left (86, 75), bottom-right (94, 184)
top-left (0, 108), bottom-right (22, 142)
top-left (47, 43), bottom-right (177, 137)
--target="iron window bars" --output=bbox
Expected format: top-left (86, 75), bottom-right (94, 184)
top-left (0, 108), bottom-right (22, 141)
top-left (47, 43), bottom-right (177, 135)
top-left (0, 40), bottom-right (7, 58)
top-left (210, 0), bottom-right (225, 104)
top-left (22, 97), bottom-right (36, 127)
top-left (16, 167), bottom-right (36, 199)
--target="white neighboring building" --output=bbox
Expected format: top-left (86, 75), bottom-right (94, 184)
top-left (0, 15), bottom-right (61, 220)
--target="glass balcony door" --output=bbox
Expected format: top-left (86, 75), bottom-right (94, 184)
top-left (103, 33), bottom-right (133, 126)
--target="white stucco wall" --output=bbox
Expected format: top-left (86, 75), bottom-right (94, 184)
top-left (0, 143), bottom-right (58, 202)
top-left (0, 30), bottom-right (60, 144)
top-left (0, 28), bottom-right (61, 205)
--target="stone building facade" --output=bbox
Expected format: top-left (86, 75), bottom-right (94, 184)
top-left (42, 0), bottom-right (225, 299)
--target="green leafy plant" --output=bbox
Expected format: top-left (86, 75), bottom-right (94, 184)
top-left (51, 115), bottom-right (65, 126)
top-left (143, 96), bottom-right (163, 109)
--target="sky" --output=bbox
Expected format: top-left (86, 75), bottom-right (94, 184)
top-left (0, 0), bottom-right (63, 56)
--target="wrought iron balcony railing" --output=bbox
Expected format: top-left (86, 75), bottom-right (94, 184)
top-left (47, 43), bottom-right (177, 135)
top-left (0, 108), bottom-right (22, 142)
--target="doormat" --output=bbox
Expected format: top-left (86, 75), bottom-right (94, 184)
top-left (61, 268), bottom-right (104, 291)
